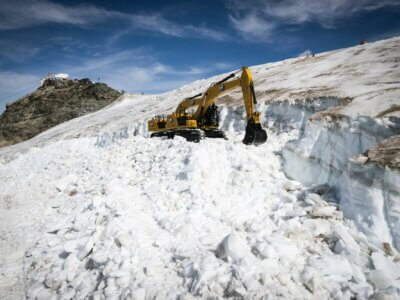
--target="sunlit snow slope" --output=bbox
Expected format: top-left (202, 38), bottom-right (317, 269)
top-left (1, 37), bottom-right (400, 299)
top-left (0, 37), bottom-right (399, 157)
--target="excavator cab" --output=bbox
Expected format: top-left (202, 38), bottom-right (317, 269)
top-left (202, 104), bottom-right (219, 127)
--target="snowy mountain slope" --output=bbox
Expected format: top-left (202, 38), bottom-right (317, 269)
top-left (0, 37), bottom-right (399, 158)
top-left (1, 37), bottom-right (400, 299)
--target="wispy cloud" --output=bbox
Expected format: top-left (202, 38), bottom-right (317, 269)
top-left (0, 54), bottom-right (233, 112)
top-left (0, 0), bottom-right (228, 41)
top-left (229, 13), bottom-right (275, 39)
top-left (0, 40), bottom-right (41, 62)
top-left (226, 0), bottom-right (400, 39)
top-left (68, 49), bottom-right (153, 74)
top-left (0, 0), bottom-right (110, 29)
top-left (100, 63), bottom-right (232, 94)
top-left (184, 25), bottom-right (229, 41)
top-left (0, 72), bottom-right (40, 112)
top-left (62, 49), bottom-right (234, 93)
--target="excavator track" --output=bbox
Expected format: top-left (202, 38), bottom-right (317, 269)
top-left (203, 129), bottom-right (226, 139)
top-left (151, 129), bottom-right (205, 143)
top-left (151, 128), bottom-right (227, 143)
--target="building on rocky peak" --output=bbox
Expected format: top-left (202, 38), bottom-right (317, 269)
top-left (40, 73), bottom-right (70, 87)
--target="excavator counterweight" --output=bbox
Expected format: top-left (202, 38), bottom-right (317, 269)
top-left (147, 67), bottom-right (267, 145)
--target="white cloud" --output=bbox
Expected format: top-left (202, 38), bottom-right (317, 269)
top-left (102, 63), bottom-right (236, 94)
top-left (0, 41), bottom-right (41, 62)
top-left (0, 72), bottom-right (40, 112)
top-left (226, 0), bottom-right (400, 39)
top-left (69, 49), bottom-right (152, 74)
top-left (107, 20), bottom-right (229, 46)
top-left (184, 25), bottom-right (229, 41)
top-left (0, 49), bottom-right (234, 111)
top-left (61, 50), bottom-right (234, 93)
top-left (0, 0), bottom-right (110, 29)
top-left (214, 62), bottom-right (233, 70)
top-left (229, 13), bottom-right (275, 38)
top-left (0, 0), bottom-right (228, 41)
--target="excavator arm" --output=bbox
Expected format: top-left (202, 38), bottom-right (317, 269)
top-left (185, 67), bottom-right (266, 144)
top-left (148, 67), bottom-right (267, 145)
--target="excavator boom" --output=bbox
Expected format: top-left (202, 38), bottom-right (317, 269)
top-left (147, 67), bottom-right (267, 145)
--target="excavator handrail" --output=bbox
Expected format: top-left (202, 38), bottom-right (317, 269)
top-left (215, 73), bottom-right (235, 85)
top-left (185, 93), bottom-right (202, 100)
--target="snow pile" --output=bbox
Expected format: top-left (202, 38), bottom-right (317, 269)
top-left (3, 132), bottom-right (392, 299)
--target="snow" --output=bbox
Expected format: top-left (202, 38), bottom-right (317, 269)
top-left (338, 161), bottom-right (400, 251)
top-left (369, 252), bottom-right (400, 290)
top-left (1, 37), bottom-right (400, 298)
top-left (281, 102), bottom-right (400, 252)
top-left (0, 129), bottom-right (389, 299)
top-left (1, 126), bottom-right (398, 299)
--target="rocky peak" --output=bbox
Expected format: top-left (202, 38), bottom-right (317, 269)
top-left (0, 78), bottom-right (122, 147)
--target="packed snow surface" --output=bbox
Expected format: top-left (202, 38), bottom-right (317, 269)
top-left (1, 37), bottom-right (400, 299)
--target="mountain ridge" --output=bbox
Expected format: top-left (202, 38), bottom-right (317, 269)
top-left (0, 77), bottom-right (122, 147)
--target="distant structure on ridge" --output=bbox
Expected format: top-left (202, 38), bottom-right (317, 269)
top-left (40, 73), bottom-right (69, 86)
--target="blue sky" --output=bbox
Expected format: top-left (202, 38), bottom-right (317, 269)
top-left (1, 0), bottom-right (400, 112)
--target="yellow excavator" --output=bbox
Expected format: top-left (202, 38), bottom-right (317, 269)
top-left (147, 67), bottom-right (267, 145)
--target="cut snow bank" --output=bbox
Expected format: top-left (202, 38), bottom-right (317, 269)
top-left (283, 115), bottom-right (399, 186)
top-left (338, 161), bottom-right (400, 250)
top-left (282, 111), bottom-right (400, 250)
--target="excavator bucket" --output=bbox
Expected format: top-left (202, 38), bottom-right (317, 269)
top-left (243, 121), bottom-right (268, 145)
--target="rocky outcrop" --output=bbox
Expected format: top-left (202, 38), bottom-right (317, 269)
top-left (367, 135), bottom-right (400, 168)
top-left (0, 78), bottom-right (122, 147)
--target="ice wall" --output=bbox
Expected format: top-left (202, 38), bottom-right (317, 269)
top-left (264, 97), bottom-right (341, 134)
top-left (282, 116), bottom-right (398, 186)
top-left (338, 162), bottom-right (400, 250)
top-left (280, 104), bottom-right (400, 250)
